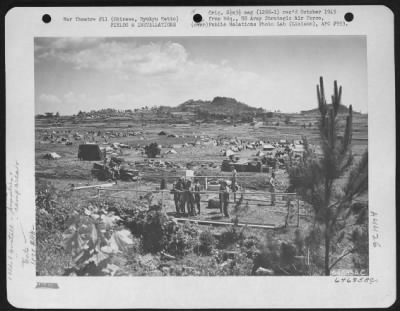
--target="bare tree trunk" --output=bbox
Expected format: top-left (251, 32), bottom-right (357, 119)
top-left (324, 227), bottom-right (331, 276)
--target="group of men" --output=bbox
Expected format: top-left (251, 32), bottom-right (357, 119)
top-left (171, 170), bottom-right (240, 218)
top-left (172, 177), bottom-right (201, 216)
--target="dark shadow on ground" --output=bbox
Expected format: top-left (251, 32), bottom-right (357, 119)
top-left (210, 215), bottom-right (224, 220)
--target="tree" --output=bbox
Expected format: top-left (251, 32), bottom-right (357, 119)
top-left (287, 77), bottom-right (368, 275)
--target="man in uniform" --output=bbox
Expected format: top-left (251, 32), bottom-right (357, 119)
top-left (185, 180), bottom-right (196, 216)
top-left (219, 180), bottom-right (225, 215)
top-left (194, 179), bottom-right (201, 215)
top-left (219, 181), bottom-right (230, 217)
top-left (269, 172), bottom-right (276, 206)
top-left (172, 178), bottom-right (183, 215)
top-left (179, 177), bottom-right (187, 215)
top-left (222, 182), bottom-right (230, 217)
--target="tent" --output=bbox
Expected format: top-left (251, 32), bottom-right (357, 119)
top-left (165, 149), bottom-right (177, 155)
top-left (158, 131), bottom-right (167, 135)
top-left (224, 149), bottom-right (236, 157)
top-left (43, 152), bottom-right (61, 160)
top-left (78, 144), bottom-right (103, 161)
top-left (262, 144), bottom-right (275, 151)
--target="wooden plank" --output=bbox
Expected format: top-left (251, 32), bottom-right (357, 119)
top-left (98, 188), bottom-right (296, 195)
top-left (72, 183), bottom-right (115, 190)
top-left (173, 217), bottom-right (276, 229)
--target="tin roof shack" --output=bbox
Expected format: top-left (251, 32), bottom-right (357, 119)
top-left (78, 144), bottom-right (103, 161)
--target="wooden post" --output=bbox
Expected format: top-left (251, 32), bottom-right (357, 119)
top-left (205, 176), bottom-right (208, 190)
top-left (161, 190), bottom-right (164, 209)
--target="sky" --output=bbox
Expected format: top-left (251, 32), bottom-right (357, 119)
top-left (35, 36), bottom-right (367, 115)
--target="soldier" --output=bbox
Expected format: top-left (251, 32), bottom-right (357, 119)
top-left (222, 182), bottom-right (230, 217)
top-left (185, 180), bottom-right (196, 216)
top-left (179, 177), bottom-right (187, 215)
top-left (172, 178), bottom-right (182, 215)
top-left (194, 179), bottom-right (201, 215)
top-left (219, 180), bottom-right (230, 217)
top-left (218, 181), bottom-right (225, 215)
top-left (231, 181), bottom-right (239, 203)
top-left (269, 172), bottom-right (276, 206)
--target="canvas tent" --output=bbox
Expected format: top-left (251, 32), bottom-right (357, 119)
top-left (224, 149), bottom-right (236, 157)
top-left (78, 144), bottom-right (103, 161)
top-left (262, 144), bottom-right (275, 151)
top-left (165, 149), bottom-right (177, 155)
top-left (43, 152), bottom-right (61, 160)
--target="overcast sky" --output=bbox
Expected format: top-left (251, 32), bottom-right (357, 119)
top-left (35, 36), bottom-right (367, 115)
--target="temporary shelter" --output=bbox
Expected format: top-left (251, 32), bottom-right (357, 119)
top-left (43, 152), bottom-right (61, 160)
top-left (262, 144), bottom-right (275, 151)
top-left (78, 144), bottom-right (103, 161)
top-left (165, 149), bottom-right (177, 155)
top-left (224, 149), bottom-right (236, 157)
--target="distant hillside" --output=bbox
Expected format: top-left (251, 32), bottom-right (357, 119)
top-left (301, 104), bottom-right (360, 115)
top-left (177, 97), bottom-right (262, 115)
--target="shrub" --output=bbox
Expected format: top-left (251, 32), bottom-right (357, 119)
top-left (125, 206), bottom-right (198, 256)
top-left (197, 230), bottom-right (215, 255)
top-left (217, 226), bottom-right (245, 249)
top-left (252, 235), bottom-right (310, 276)
top-left (166, 222), bottom-right (199, 257)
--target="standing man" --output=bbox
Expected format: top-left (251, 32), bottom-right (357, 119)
top-left (184, 179), bottom-right (195, 216)
top-left (231, 181), bottom-right (239, 203)
top-left (173, 178), bottom-right (183, 216)
top-left (194, 179), bottom-right (201, 215)
top-left (269, 172), bottom-right (276, 206)
top-left (218, 181), bottom-right (225, 215)
top-left (231, 167), bottom-right (237, 184)
top-left (222, 182), bottom-right (230, 217)
top-left (178, 177), bottom-right (186, 215)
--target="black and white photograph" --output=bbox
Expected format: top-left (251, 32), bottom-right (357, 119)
top-left (6, 5), bottom-right (396, 308)
top-left (34, 36), bottom-right (369, 277)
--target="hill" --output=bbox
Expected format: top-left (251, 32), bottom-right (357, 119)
top-left (177, 97), bottom-right (263, 115)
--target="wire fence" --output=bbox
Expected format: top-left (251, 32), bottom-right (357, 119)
top-left (72, 184), bottom-right (303, 228)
